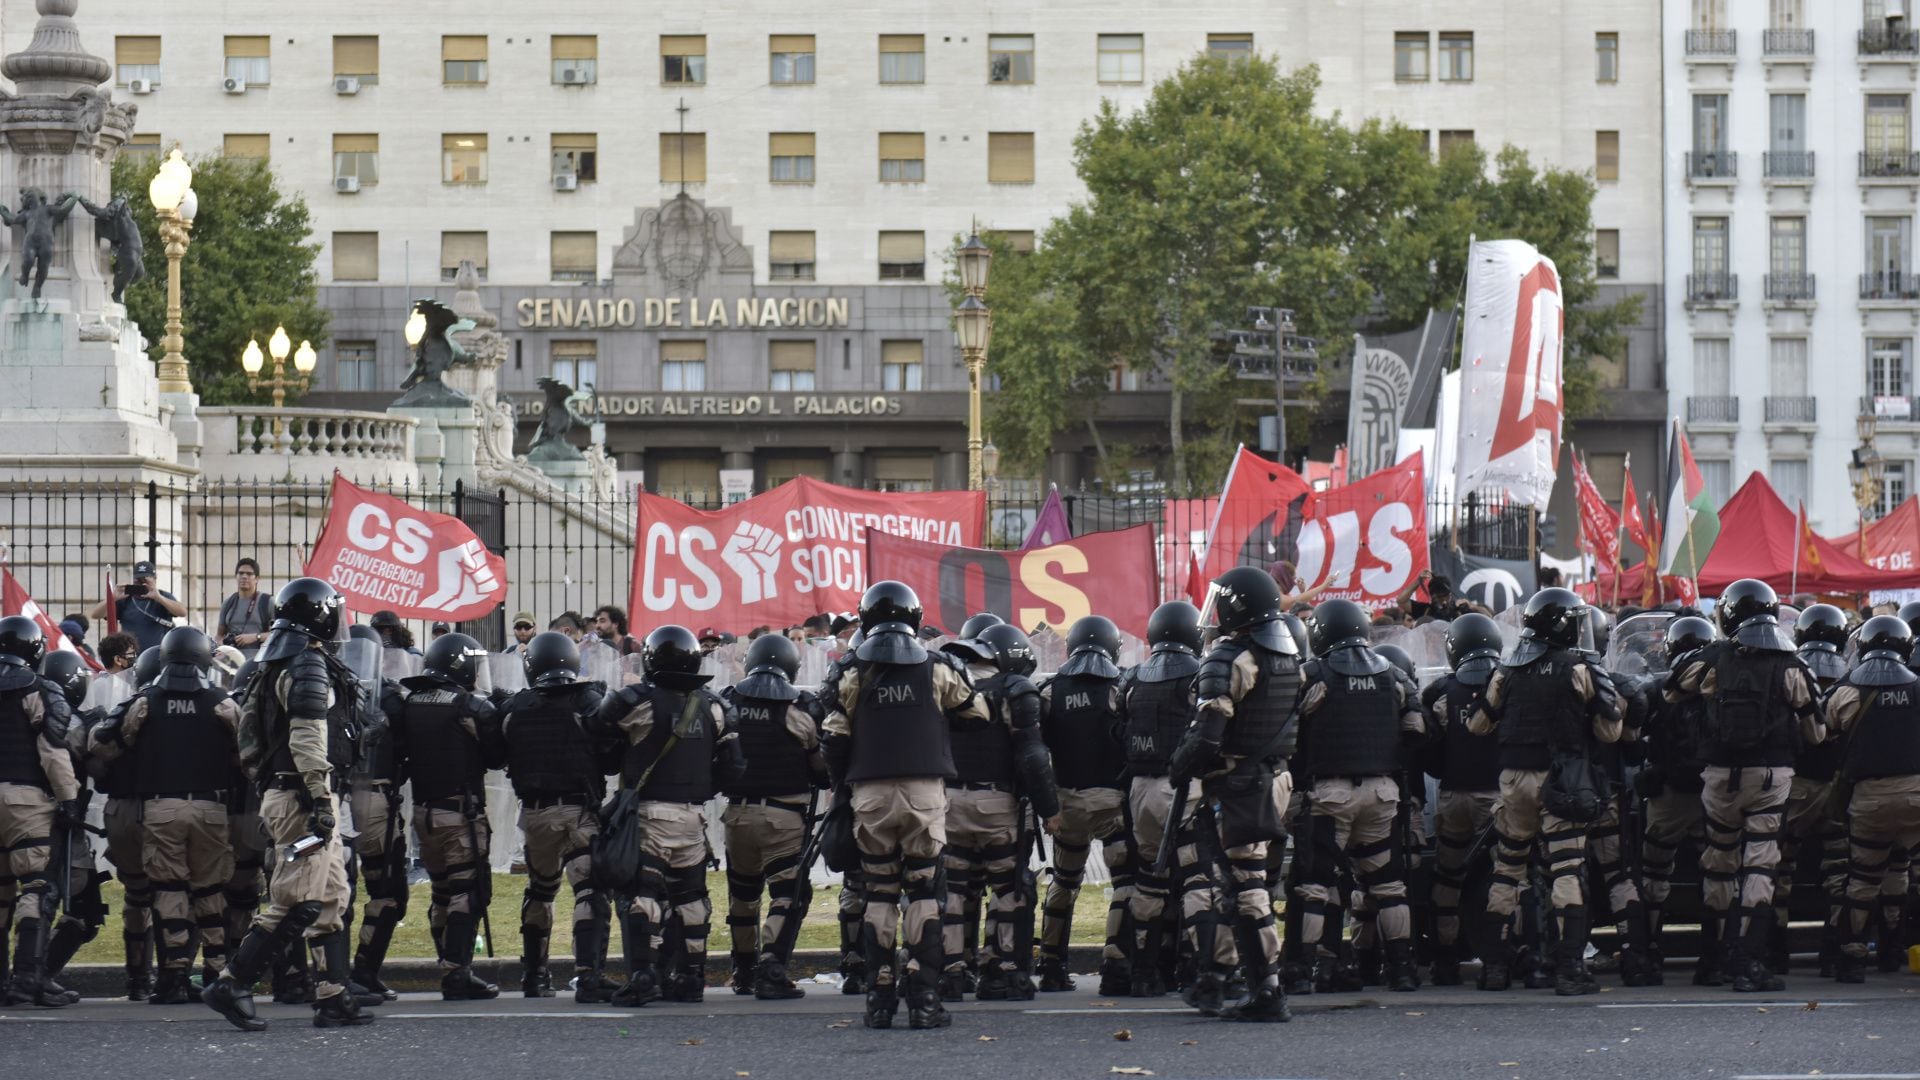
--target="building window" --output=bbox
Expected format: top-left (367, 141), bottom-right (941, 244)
top-left (881, 340), bottom-right (924, 390)
top-left (989, 35), bottom-right (1034, 83)
top-left (1771, 93), bottom-right (1807, 158)
top-left (990, 230), bottom-right (1036, 255)
top-left (871, 454), bottom-right (935, 492)
top-left (552, 35), bottom-right (597, 85)
top-left (224, 36), bottom-right (269, 86)
top-left (1880, 462), bottom-right (1911, 520)
top-left (879, 132), bottom-right (926, 182)
top-left (1596, 130), bottom-right (1619, 180)
top-left (1693, 93), bottom-right (1728, 155)
top-left (1769, 337), bottom-right (1808, 397)
top-left (1693, 337), bottom-right (1731, 397)
top-left (879, 34), bottom-right (925, 83)
top-left (1866, 94), bottom-right (1912, 158)
top-left (1871, 338), bottom-right (1915, 400)
top-left (1438, 130), bottom-right (1475, 156)
top-left (1098, 34), bottom-right (1144, 83)
top-left (662, 35), bottom-right (707, 85)
top-left (223, 133), bottom-right (269, 161)
top-left (769, 231), bottom-right (816, 280)
top-left (1770, 216), bottom-right (1807, 277)
top-left (1438, 32), bottom-right (1473, 81)
top-left (1697, 459), bottom-right (1732, 508)
top-left (331, 232), bottom-right (378, 282)
top-left (771, 34), bottom-right (815, 84)
top-left (1771, 0), bottom-right (1803, 28)
top-left (1867, 216), bottom-right (1913, 290)
top-left (551, 341), bottom-right (597, 390)
top-left (125, 133), bottom-right (161, 159)
top-left (1595, 32), bottom-right (1618, 82)
top-left (551, 231), bottom-right (596, 282)
top-left (333, 35), bottom-right (377, 83)
top-left (988, 132), bottom-right (1035, 184)
top-left (1595, 229), bottom-right (1620, 279)
top-left (116, 35), bottom-right (160, 87)
top-left (1394, 32), bottom-right (1429, 81)
top-left (1207, 33), bottom-right (1253, 60)
top-left (770, 132), bottom-right (816, 183)
top-left (770, 341), bottom-right (817, 391)
top-left (660, 133), bottom-right (707, 183)
top-left (442, 35), bottom-right (487, 85)
top-left (1693, 216), bottom-right (1730, 276)
top-left (661, 340), bottom-right (707, 391)
top-left (332, 133), bottom-right (378, 186)
top-left (442, 134), bottom-right (487, 184)
top-left (336, 341), bottom-right (377, 391)
top-left (1110, 361), bottom-right (1141, 391)
top-left (440, 231), bottom-right (487, 282)
top-left (552, 133), bottom-right (597, 183)
top-left (655, 458), bottom-right (721, 503)
top-left (878, 231), bottom-right (925, 281)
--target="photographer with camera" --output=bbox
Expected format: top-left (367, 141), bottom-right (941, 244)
top-left (216, 559), bottom-right (273, 650)
top-left (89, 561), bottom-right (187, 653)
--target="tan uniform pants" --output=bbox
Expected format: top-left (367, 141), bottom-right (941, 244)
top-left (1842, 775), bottom-right (1920, 958)
top-left (141, 796), bottom-right (233, 972)
top-left (627, 801), bottom-right (711, 964)
top-left (519, 800), bottom-right (600, 934)
top-left (349, 782), bottom-right (406, 953)
top-left (1180, 769), bottom-right (1293, 973)
top-left (852, 777), bottom-right (947, 987)
top-left (102, 795), bottom-right (152, 947)
top-left (414, 804), bottom-right (490, 967)
top-left (1700, 765), bottom-right (1792, 937)
top-left (1430, 788), bottom-right (1497, 947)
top-left (1779, 773), bottom-right (1847, 930)
top-left (1293, 777), bottom-right (1405, 954)
top-left (1488, 769), bottom-right (1589, 916)
top-left (0, 783), bottom-right (55, 929)
top-left (942, 786), bottom-right (1022, 973)
top-left (1041, 786), bottom-right (1126, 963)
top-left (1587, 798), bottom-right (1644, 928)
top-left (1641, 784), bottom-right (1706, 927)
top-left (722, 796), bottom-right (808, 963)
top-left (255, 787), bottom-right (351, 999)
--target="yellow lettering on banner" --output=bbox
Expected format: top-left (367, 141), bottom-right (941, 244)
top-left (616, 299), bottom-right (638, 326)
top-left (516, 298), bottom-right (536, 327)
top-left (644, 299), bottom-right (665, 327)
top-left (1018, 545), bottom-right (1091, 629)
top-left (825, 297), bottom-right (849, 326)
top-left (665, 298), bottom-right (683, 327)
top-left (779, 298), bottom-right (799, 326)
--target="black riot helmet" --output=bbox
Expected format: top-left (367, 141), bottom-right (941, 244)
top-left (744, 633), bottom-right (801, 681)
top-left (156, 626), bottom-right (214, 692)
top-left (348, 624), bottom-right (382, 644)
top-left (0, 615), bottom-right (45, 667)
top-left (1146, 601), bottom-right (1204, 656)
top-left (643, 625), bottom-right (710, 690)
top-left (38, 650), bottom-right (91, 710)
top-left (423, 632), bottom-right (488, 690)
top-left (1066, 615), bottom-right (1122, 661)
top-left (1446, 613), bottom-right (1504, 669)
top-left (1794, 604), bottom-right (1850, 651)
top-left (269, 577), bottom-right (345, 642)
top-left (1210, 566), bottom-right (1282, 636)
top-left (1584, 607), bottom-right (1612, 656)
top-left (1664, 615), bottom-right (1716, 660)
top-left (1308, 599), bottom-right (1372, 657)
top-left (1375, 643), bottom-right (1417, 682)
top-left (1520, 587), bottom-right (1586, 648)
top-left (1897, 601), bottom-right (1920, 640)
top-left (978, 623), bottom-right (1038, 676)
top-left (959, 612), bottom-right (1005, 641)
top-left (1858, 614), bottom-right (1914, 663)
top-left (1279, 612), bottom-right (1311, 658)
top-left (859, 581), bottom-right (923, 636)
top-left (133, 645), bottom-right (165, 689)
top-left (523, 630), bottom-right (581, 688)
top-left (1716, 578), bottom-right (1780, 636)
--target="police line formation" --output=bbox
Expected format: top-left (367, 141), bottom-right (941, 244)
top-left (0, 568), bottom-right (1915, 1034)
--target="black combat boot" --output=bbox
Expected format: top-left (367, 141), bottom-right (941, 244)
top-left (838, 910), bottom-right (867, 995)
top-left (148, 967), bottom-right (194, 1005)
top-left (1220, 921), bottom-right (1289, 1023)
top-left (1818, 921), bottom-right (1841, 979)
top-left (1693, 912), bottom-right (1725, 986)
top-left (439, 913), bottom-right (500, 1000)
top-left (6, 921), bottom-right (70, 1008)
top-left (1183, 966), bottom-right (1228, 1016)
top-left (350, 910), bottom-right (400, 1001)
top-left (312, 931), bottom-right (376, 1028)
top-left (123, 928), bottom-right (154, 1001)
top-left (862, 930), bottom-right (898, 1029)
top-left (570, 919), bottom-right (612, 1004)
top-left (1384, 939), bottom-right (1420, 992)
top-left (519, 927), bottom-right (555, 998)
top-left (610, 913), bottom-right (661, 1007)
top-left (1132, 925), bottom-right (1166, 998)
top-left (1877, 904), bottom-right (1907, 973)
top-left (203, 924), bottom-right (285, 1032)
top-left (729, 942), bottom-right (757, 996)
top-left (1553, 909), bottom-right (1600, 997)
top-left (1732, 908), bottom-right (1785, 993)
top-left (1354, 944), bottom-right (1382, 987)
top-left (1768, 908), bottom-right (1792, 975)
top-left (1478, 914), bottom-right (1513, 992)
top-left (1833, 949), bottom-right (1868, 984)
top-left (906, 927), bottom-right (952, 1030)
top-left (752, 956), bottom-right (805, 1000)
top-left (1430, 940), bottom-right (1463, 986)
top-left (973, 963), bottom-right (1012, 999)
top-left (1037, 954), bottom-right (1073, 993)
top-left (1618, 903), bottom-right (1657, 987)
top-left (272, 939), bottom-right (315, 1004)
top-left (42, 920), bottom-right (90, 1005)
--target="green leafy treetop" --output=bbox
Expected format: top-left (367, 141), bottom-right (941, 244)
top-left (111, 152), bottom-right (330, 406)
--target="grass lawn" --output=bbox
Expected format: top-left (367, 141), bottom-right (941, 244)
top-left (72, 873), bottom-right (1119, 964)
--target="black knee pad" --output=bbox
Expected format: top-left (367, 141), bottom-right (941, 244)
top-left (284, 899), bottom-right (324, 935)
top-left (668, 865), bottom-right (708, 906)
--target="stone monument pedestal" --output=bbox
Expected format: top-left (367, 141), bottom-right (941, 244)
top-left (390, 404), bottom-right (479, 491)
top-left (0, 296), bottom-right (179, 469)
top-left (527, 455), bottom-right (594, 495)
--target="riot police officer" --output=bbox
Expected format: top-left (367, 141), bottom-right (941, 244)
top-left (1468, 588), bottom-right (1623, 996)
top-left (203, 578), bottom-right (371, 1031)
top-left (86, 627), bottom-right (241, 1004)
top-left (92, 646), bottom-right (162, 1001)
top-left (940, 611), bottom-right (1004, 990)
top-left (1421, 612), bottom-right (1504, 985)
top-left (601, 625), bottom-right (744, 1006)
top-left (1779, 604), bottom-right (1850, 974)
top-left (0, 618), bottom-right (78, 1008)
top-left (33, 651), bottom-right (105, 1005)
top-left (390, 632), bottom-right (498, 1000)
top-left (1036, 615), bottom-right (1129, 994)
top-left (813, 630), bottom-right (871, 996)
top-left (720, 633), bottom-right (827, 1000)
top-left (1666, 579), bottom-right (1826, 992)
top-left (822, 582), bottom-right (990, 1031)
top-left (344, 623), bottom-right (407, 1002)
top-left (480, 631), bottom-right (610, 1003)
top-left (1168, 567), bottom-right (1304, 1023)
top-left (1636, 615), bottom-right (1714, 985)
top-left (1121, 601), bottom-right (1204, 998)
top-left (1821, 615), bottom-right (1920, 982)
top-left (1291, 600), bottom-right (1427, 993)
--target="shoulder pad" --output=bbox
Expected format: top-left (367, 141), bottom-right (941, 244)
top-left (1002, 672), bottom-right (1040, 698)
top-left (37, 682), bottom-right (72, 742)
top-left (932, 649), bottom-right (967, 673)
top-left (1198, 649), bottom-right (1237, 699)
top-left (461, 692), bottom-right (497, 721)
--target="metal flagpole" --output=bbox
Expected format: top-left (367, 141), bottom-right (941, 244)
top-left (1612, 452), bottom-right (1630, 609)
top-left (1790, 501), bottom-right (1802, 597)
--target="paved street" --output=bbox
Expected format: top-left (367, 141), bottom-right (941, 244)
top-left (7, 977), bottom-right (1918, 1080)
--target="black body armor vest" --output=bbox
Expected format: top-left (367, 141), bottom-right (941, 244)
top-left (1437, 676), bottom-right (1502, 792)
top-left (502, 688), bottom-right (601, 800)
top-left (1496, 649), bottom-right (1589, 770)
top-left (1703, 646), bottom-right (1801, 767)
top-left (621, 685), bottom-right (716, 804)
top-left (1212, 640), bottom-right (1302, 761)
top-left (1124, 675), bottom-right (1194, 776)
top-left (726, 691), bottom-right (814, 798)
top-left (951, 672), bottom-right (1017, 787)
top-left (132, 687), bottom-right (233, 795)
top-left (845, 660), bottom-right (956, 783)
top-left (399, 687), bottom-right (486, 802)
top-left (1301, 665), bottom-right (1402, 779)
top-left (1843, 680), bottom-right (1920, 781)
top-left (1043, 672), bottom-right (1125, 790)
top-left (0, 687), bottom-right (48, 789)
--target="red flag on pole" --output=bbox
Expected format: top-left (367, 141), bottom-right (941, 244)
top-left (1572, 454), bottom-right (1621, 569)
top-left (1185, 551), bottom-right (1206, 607)
top-left (1620, 465), bottom-right (1653, 560)
top-left (102, 569), bottom-right (118, 635)
top-left (3, 563), bottom-right (103, 671)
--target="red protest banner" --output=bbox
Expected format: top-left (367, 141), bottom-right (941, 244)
top-left (1197, 447), bottom-right (1313, 584)
top-left (305, 474), bottom-right (507, 622)
top-left (1573, 454), bottom-right (1621, 569)
top-left (2, 562), bottom-right (102, 670)
top-left (629, 476), bottom-right (985, 630)
top-left (867, 524), bottom-right (1158, 638)
top-left (1290, 452), bottom-right (1429, 609)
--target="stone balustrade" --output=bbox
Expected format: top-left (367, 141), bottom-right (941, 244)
top-left (197, 406), bottom-right (421, 484)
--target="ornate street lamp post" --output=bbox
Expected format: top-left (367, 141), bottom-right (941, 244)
top-left (146, 147), bottom-right (197, 394)
top-left (241, 324), bottom-right (318, 434)
top-left (954, 231), bottom-right (994, 490)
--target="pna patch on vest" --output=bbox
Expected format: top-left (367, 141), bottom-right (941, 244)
top-left (1345, 677), bottom-right (1378, 691)
top-left (876, 683), bottom-right (919, 706)
top-left (1881, 689), bottom-right (1914, 707)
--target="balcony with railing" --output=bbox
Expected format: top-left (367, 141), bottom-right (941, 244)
top-left (1860, 271), bottom-right (1920, 302)
top-left (198, 406), bottom-right (420, 485)
top-left (1860, 150), bottom-right (1920, 180)
top-left (1859, 28), bottom-right (1920, 57)
top-left (1685, 29), bottom-right (1738, 58)
top-left (1762, 150), bottom-right (1815, 181)
top-left (1686, 150), bottom-right (1737, 182)
top-left (1860, 395), bottom-right (1920, 422)
top-left (1685, 271), bottom-right (1738, 306)
top-left (1763, 396), bottom-right (1817, 425)
top-left (1763, 28), bottom-right (1815, 56)
top-left (1686, 395), bottom-right (1740, 424)
top-left (1763, 272), bottom-right (1816, 304)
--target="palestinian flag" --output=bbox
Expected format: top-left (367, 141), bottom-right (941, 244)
top-left (1657, 416), bottom-right (1719, 578)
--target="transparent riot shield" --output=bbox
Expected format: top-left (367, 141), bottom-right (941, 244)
top-left (379, 646), bottom-right (421, 682)
top-left (1374, 621), bottom-right (1450, 686)
top-left (794, 640), bottom-right (836, 690)
top-left (620, 653), bottom-right (647, 689)
top-left (84, 668), bottom-right (137, 713)
top-left (698, 642), bottom-right (743, 692)
top-left (1492, 605), bottom-right (1526, 656)
top-left (1604, 611), bottom-right (1677, 677)
top-left (579, 639), bottom-right (624, 689)
top-left (486, 652), bottom-right (528, 695)
top-left (1027, 625), bottom-right (1068, 676)
top-left (1115, 631), bottom-right (1148, 669)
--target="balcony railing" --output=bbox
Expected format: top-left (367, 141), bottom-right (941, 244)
top-left (1687, 150), bottom-right (1737, 179)
top-left (1763, 28), bottom-right (1815, 55)
top-left (1860, 150), bottom-right (1920, 178)
top-left (1764, 272), bottom-right (1815, 302)
top-left (1860, 395), bottom-right (1920, 421)
top-left (1861, 271), bottom-right (1920, 301)
top-left (1859, 28), bottom-right (1920, 56)
top-left (1687, 395), bottom-right (1740, 424)
top-left (1686, 29), bottom-right (1738, 56)
top-left (1686, 271), bottom-right (1738, 303)
top-left (198, 407), bottom-right (420, 485)
top-left (1764, 396), bottom-right (1817, 424)
top-left (1763, 150), bottom-right (1815, 178)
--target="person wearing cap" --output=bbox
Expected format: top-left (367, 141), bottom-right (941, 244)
top-left (549, 612), bottom-right (587, 644)
top-left (58, 615), bottom-right (96, 666)
top-left (217, 558), bottom-right (274, 650)
top-left (91, 561), bottom-right (186, 653)
top-left (430, 622), bottom-right (452, 640)
top-left (505, 611), bottom-right (538, 656)
top-left (368, 610), bottom-right (420, 656)
top-left (697, 627), bottom-right (724, 656)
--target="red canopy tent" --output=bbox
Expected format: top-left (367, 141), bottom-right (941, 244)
top-left (1577, 562), bottom-right (1698, 607)
top-left (1830, 494), bottom-right (1920, 576)
top-left (1694, 473), bottom-right (1920, 594)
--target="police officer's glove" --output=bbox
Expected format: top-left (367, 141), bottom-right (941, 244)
top-left (1168, 736), bottom-right (1220, 784)
top-left (55, 800), bottom-right (86, 829)
top-left (1618, 738), bottom-right (1648, 768)
top-left (1631, 766), bottom-right (1665, 799)
top-left (307, 796), bottom-right (336, 843)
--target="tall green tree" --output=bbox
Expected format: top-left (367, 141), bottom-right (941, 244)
top-left (110, 152), bottom-right (328, 405)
